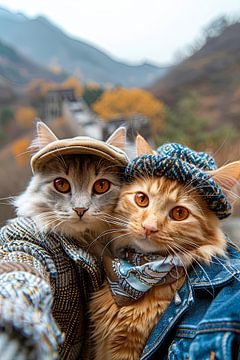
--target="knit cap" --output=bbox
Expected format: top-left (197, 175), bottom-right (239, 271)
top-left (125, 143), bottom-right (231, 219)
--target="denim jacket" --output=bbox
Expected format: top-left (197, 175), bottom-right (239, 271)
top-left (141, 242), bottom-right (240, 360)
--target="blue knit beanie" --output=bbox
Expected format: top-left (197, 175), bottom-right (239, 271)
top-left (125, 143), bottom-right (231, 219)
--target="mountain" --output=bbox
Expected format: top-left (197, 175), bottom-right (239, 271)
top-left (0, 39), bottom-right (66, 86)
top-left (0, 7), bottom-right (169, 87)
top-left (150, 20), bottom-right (240, 127)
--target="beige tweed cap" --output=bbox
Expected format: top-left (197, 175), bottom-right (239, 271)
top-left (31, 122), bottom-right (129, 173)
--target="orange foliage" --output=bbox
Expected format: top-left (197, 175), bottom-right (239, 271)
top-left (62, 76), bottom-right (83, 97)
top-left (27, 76), bottom-right (83, 98)
top-left (11, 137), bottom-right (31, 167)
top-left (93, 87), bottom-right (165, 133)
top-left (27, 79), bottom-right (57, 98)
top-left (15, 106), bottom-right (37, 128)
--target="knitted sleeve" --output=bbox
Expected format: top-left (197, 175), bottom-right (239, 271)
top-left (0, 218), bottom-right (63, 360)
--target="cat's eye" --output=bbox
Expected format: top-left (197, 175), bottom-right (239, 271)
top-left (54, 178), bottom-right (71, 193)
top-left (93, 179), bottom-right (111, 194)
top-left (170, 206), bottom-right (189, 221)
top-left (134, 192), bottom-right (149, 208)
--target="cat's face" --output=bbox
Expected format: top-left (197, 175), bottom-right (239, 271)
top-left (112, 176), bottom-right (226, 265)
top-left (111, 134), bottom-right (240, 266)
top-left (15, 155), bottom-right (123, 238)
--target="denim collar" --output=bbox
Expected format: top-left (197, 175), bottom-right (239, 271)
top-left (189, 243), bottom-right (240, 288)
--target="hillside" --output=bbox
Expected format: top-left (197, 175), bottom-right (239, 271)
top-left (0, 77), bottom-right (15, 104)
top-left (0, 39), bottom-right (66, 86)
top-left (0, 7), bottom-right (169, 87)
top-left (151, 21), bottom-right (240, 128)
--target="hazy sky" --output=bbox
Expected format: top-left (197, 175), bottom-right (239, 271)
top-left (0, 0), bottom-right (240, 65)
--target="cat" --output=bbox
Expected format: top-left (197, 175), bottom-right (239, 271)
top-left (89, 135), bottom-right (240, 360)
top-left (13, 122), bottom-right (127, 254)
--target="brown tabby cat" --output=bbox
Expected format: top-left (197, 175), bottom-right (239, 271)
top-left (89, 136), bottom-right (240, 360)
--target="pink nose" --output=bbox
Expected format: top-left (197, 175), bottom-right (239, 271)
top-left (142, 223), bottom-right (159, 236)
top-left (73, 207), bottom-right (88, 218)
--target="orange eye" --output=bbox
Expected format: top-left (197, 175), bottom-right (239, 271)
top-left (134, 192), bottom-right (149, 208)
top-left (54, 178), bottom-right (71, 193)
top-left (170, 206), bottom-right (189, 221)
top-left (93, 179), bottom-right (111, 194)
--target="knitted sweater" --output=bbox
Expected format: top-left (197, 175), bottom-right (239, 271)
top-left (0, 217), bottom-right (103, 360)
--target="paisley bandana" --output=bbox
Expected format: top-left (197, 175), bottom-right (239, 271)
top-left (104, 251), bottom-right (184, 306)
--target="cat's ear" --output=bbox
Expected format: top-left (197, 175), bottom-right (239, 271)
top-left (208, 161), bottom-right (240, 202)
top-left (106, 127), bottom-right (126, 150)
top-left (31, 121), bottom-right (58, 150)
top-left (136, 134), bottom-right (155, 156)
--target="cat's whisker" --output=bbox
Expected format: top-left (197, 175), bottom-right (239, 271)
top-left (32, 212), bottom-right (60, 233)
top-left (100, 211), bottom-right (129, 223)
top-left (210, 138), bottom-right (229, 160)
top-left (100, 232), bottom-right (131, 258)
top-left (166, 244), bottom-right (192, 285)
top-left (99, 212), bottom-right (129, 223)
top-left (88, 230), bottom-right (129, 253)
top-left (170, 244), bottom-right (216, 296)
top-left (39, 218), bottom-right (60, 234)
top-left (87, 229), bottom-right (124, 251)
top-left (171, 243), bottom-right (217, 295)
top-left (54, 151), bottom-right (68, 173)
top-left (225, 238), bottom-right (240, 254)
top-left (97, 216), bottom-right (127, 228)
top-left (211, 256), bottom-right (240, 282)
top-left (99, 219), bottom-right (128, 227)
top-left (97, 214), bottom-right (129, 227)
top-left (0, 196), bottom-right (15, 201)
top-left (51, 219), bottom-right (67, 234)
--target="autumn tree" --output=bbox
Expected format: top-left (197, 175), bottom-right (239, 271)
top-left (62, 76), bottom-right (83, 97)
top-left (93, 87), bottom-right (164, 134)
top-left (15, 106), bottom-right (37, 128)
top-left (11, 136), bottom-right (31, 167)
top-left (27, 79), bottom-right (58, 100)
top-left (28, 76), bottom-right (83, 101)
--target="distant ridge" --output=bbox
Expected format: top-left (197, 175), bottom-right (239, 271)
top-left (150, 20), bottom-right (240, 127)
top-left (0, 38), bottom-right (66, 85)
top-left (0, 7), bottom-right (170, 87)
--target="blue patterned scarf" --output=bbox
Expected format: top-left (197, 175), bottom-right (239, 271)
top-left (104, 252), bottom-right (184, 306)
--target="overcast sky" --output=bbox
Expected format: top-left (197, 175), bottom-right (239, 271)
top-left (0, 0), bottom-right (240, 65)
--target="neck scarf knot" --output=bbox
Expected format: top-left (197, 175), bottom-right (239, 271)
top-left (104, 252), bottom-right (184, 306)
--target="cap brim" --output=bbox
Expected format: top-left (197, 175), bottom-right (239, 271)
top-left (31, 137), bottom-right (129, 173)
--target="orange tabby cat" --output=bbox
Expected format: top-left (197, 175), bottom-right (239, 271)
top-left (90, 136), bottom-right (240, 360)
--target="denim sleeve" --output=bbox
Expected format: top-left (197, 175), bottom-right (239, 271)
top-left (0, 222), bottom-right (63, 359)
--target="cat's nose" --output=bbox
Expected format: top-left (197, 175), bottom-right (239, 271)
top-left (142, 223), bottom-right (159, 236)
top-left (73, 207), bottom-right (88, 218)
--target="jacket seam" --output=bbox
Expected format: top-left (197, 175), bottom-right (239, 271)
top-left (178, 328), bottom-right (240, 335)
top-left (179, 321), bottom-right (240, 330)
